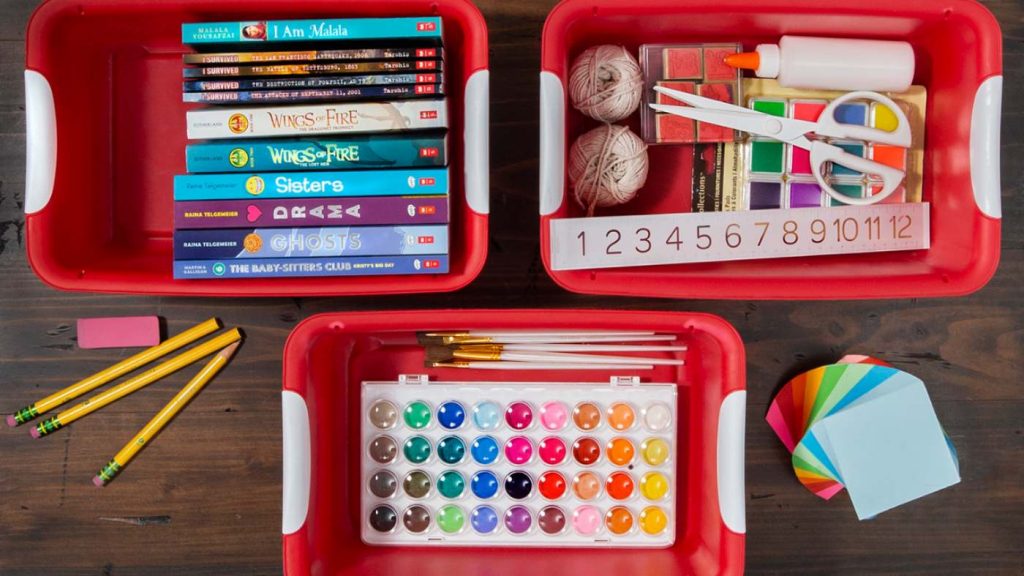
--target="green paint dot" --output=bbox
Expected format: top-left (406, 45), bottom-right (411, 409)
top-left (404, 401), bottom-right (432, 429)
top-left (437, 436), bottom-right (466, 464)
top-left (752, 99), bottom-right (786, 117)
top-left (437, 471), bottom-right (465, 499)
top-left (751, 140), bottom-right (784, 174)
top-left (403, 436), bottom-right (432, 464)
top-left (437, 504), bottom-right (465, 534)
top-left (829, 184), bottom-right (866, 206)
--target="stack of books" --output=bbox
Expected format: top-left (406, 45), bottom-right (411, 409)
top-left (174, 17), bottom-right (451, 280)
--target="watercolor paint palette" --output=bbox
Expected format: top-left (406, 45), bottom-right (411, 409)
top-left (360, 378), bottom-right (678, 547)
top-left (744, 95), bottom-right (912, 210)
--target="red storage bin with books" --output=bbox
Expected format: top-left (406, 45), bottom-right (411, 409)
top-left (281, 309), bottom-right (747, 575)
top-left (539, 0), bottom-right (1002, 300)
top-left (25, 0), bottom-right (489, 296)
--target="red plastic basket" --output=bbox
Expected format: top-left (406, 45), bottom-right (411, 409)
top-left (281, 309), bottom-right (747, 576)
top-left (539, 0), bottom-right (1002, 299)
top-left (24, 0), bottom-right (489, 296)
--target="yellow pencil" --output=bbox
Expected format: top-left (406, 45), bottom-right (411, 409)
top-left (30, 328), bottom-right (242, 439)
top-left (93, 342), bottom-right (240, 487)
top-left (6, 317), bottom-right (221, 427)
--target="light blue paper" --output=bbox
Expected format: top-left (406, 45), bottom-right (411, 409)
top-left (809, 380), bottom-right (960, 520)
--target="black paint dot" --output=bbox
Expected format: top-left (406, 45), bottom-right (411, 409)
top-left (369, 505), bottom-right (398, 533)
top-left (504, 471), bottom-right (533, 500)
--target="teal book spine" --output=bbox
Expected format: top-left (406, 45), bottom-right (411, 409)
top-left (182, 17), bottom-right (442, 44)
top-left (185, 134), bottom-right (447, 173)
top-left (173, 168), bottom-right (449, 201)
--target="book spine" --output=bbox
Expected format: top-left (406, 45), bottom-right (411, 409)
top-left (183, 46), bottom-right (442, 65)
top-left (174, 255), bottom-right (449, 279)
top-left (173, 225), bottom-right (449, 260)
top-left (183, 59), bottom-right (441, 78)
top-left (185, 134), bottom-right (447, 172)
top-left (182, 84), bottom-right (442, 104)
top-left (186, 100), bottom-right (448, 139)
top-left (183, 73), bottom-right (441, 92)
top-left (174, 196), bottom-right (449, 229)
top-left (174, 168), bottom-right (448, 201)
top-left (182, 17), bottom-right (443, 44)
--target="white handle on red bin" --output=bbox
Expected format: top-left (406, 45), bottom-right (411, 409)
top-left (24, 70), bottom-right (57, 215)
top-left (539, 71), bottom-right (566, 216)
top-left (463, 69), bottom-right (490, 215)
top-left (970, 76), bottom-right (1003, 218)
top-left (282, 391), bottom-right (310, 535)
top-left (717, 390), bottom-right (746, 534)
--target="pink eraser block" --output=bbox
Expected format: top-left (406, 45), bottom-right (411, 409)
top-left (77, 316), bottom-right (161, 350)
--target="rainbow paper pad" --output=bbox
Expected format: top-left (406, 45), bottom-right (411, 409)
top-left (767, 357), bottom-right (960, 519)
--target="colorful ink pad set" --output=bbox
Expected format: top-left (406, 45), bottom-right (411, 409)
top-left (743, 96), bottom-right (912, 210)
top-left (639, 44), bottom-right (743, 144)
top-left (360, 378), bottom-right (678, 547)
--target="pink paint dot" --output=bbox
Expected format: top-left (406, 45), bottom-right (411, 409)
top-left (540, 401), bottom-right (569, 431)
top-left (538, 436), bottom-right (567, 465)
top-left (572, 505), bottom-right (602, 536)
top-left (505, 402), bottom-right (534, 430)
top-left (504, 436), bottom-right (534, 465)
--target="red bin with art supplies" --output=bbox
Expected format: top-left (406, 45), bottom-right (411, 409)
top-left (539, 0), bottom-right (1002, 300)
top-left (25, 0), bottom-right (489, 296)
top-left (281, 309), bottom-right (746, 575)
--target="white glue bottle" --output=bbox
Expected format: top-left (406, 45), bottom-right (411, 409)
top-left (725, 36), bottom-right (915, 92)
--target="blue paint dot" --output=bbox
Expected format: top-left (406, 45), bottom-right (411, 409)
top-left (471, 435), bottom-right (499, 464)
top-left (471, 505), bottom-right (499, 534)
top-left (472, 401), bottom-right (501, 430)
top-left (471, 470), bottom-right (499, 499)
top-left (437, 401), bottom-right (466, 429)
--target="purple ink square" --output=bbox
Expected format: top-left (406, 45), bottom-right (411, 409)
top-left (748, 181), bottom-right (782, 210)
top-left (789, 182), bottom-right (823, 208)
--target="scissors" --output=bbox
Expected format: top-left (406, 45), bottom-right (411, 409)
top-left (650, 87), bottom-right (912, 206)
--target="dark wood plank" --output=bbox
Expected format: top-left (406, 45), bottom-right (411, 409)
top-left (0, 0), bottom-right (1021, 574)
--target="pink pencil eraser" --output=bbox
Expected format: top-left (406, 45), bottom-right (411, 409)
top-left (92, 476), bottom-right (106, 488)
top-left (77, 316), bottom-right (161, 350)
top-left (29, 427), bottom-right (41, 439)
top-left (5, 414), bottom-right (17, 427)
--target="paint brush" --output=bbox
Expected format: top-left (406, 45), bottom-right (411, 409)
top-left (456, 343), bottom-right (687, 353)
top-left (427, 361), bottom-right (654, 370)
top-left (417, 332), bottom-right (678, 345)
top-left (424, 346), bottom-right (685, 366)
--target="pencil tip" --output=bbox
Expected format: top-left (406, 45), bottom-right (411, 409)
top-left (5, 414), bottom-right (16, 428)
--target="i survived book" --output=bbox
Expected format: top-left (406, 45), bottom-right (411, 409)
top-left (183, 73), bottom-right (442, 92)
top-left (182, 84), bottom-right (442, 104)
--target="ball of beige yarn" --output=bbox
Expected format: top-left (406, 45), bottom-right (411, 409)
top-left (569, 45), bottom-right (644, 122)
top-left (568, 124), bottom-right (649, 215)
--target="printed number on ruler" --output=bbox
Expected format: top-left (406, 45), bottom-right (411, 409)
top-left (550, 203), bottom-right (929, 270)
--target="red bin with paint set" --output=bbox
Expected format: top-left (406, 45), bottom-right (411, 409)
top-left (281, 309), bottom-right (747, 575)
top-left (24, 0), bottom-right (489, 296)
top-left (539, 0), bottom-right (1003, 300)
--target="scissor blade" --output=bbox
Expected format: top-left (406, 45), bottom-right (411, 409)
top-left (649, 103), bottom-right (764, 133)
top-left (652, 85), bottom-right (748, 113)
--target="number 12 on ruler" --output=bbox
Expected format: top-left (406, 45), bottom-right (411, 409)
top-left (550, 203), bottom-right (929, 271)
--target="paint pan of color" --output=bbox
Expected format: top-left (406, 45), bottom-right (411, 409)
top-left (437, 505), bottom-right (465, 534)
top-left (538, 505), bottom-right (567, 535)
top-left (607, 402), bottom-right (636, 431)
top-left (505, 471), bottom-right (533, 499)
top-left (370, 505), bottom-right (398, 533)
top-left (403, 505), bottom-right (431, 534)
top-left (828, 183), bottom-right (867, 206)
top-left (369, 470), bottom-right (398, 498)
top-left (437, 401), bottom-right (466, 429)
top-left (471, 471), bottom-right (499, 499)
top-left (572, 437), bottom-right (601, 465)
top-left (573, 402), bottom-right (601, 430)
top-left (438, 471), bottom-right (466, 498)
top-left (539, 436), bottom-right (567, 465)
top-left (369, 400), bottom-right (400, 429)
top-left (369, 435), bottom-right (398, 464)
top-left (437, 435), bottom-right (466, 464)
top-left (404, 435), bottom-right (432, 464)
top-left (404, 470), bottom-right (432, 498)
top-left (539, 471), bottom-right (567, 500)
top-left (605, 506), bottom-right (634, 535)
top-left (833, 102), bottom-right (868, 126)
top-left (504, 505), bottom-right (533, 535)
top-left (471, 435), bottom-right (500, 464)
top-left (748, 181), bottom-right (782, 210)
top-left (473, 401), bottom-right (502, 430)
top-left (505, 401), bottom-right (534, 430)
top-left (788, 182), bottom-right (824, 209)
top-left (750, 140), bottom-right (784, 174)
top-left (830, 141), bottom-right (866, 177)
top-left (606, 471), bottom-right (635, 500)
top-left (471, 505), bottom-right (499, 534)
top-left (573, 471), bottom-right (602, 500)
top-left (540, 401), bottom-right (569, 431)
top-left (572, 505), bottom-right (602, 536)
top-left (607, 438), bottom-right (635, 466)
top-left (404, 400), bottom-right (432, 429)
top-left (505, 436), bottom-right (534, 465)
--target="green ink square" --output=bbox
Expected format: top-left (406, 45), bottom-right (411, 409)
top-left (752, 99), bottom-right (786, 117)
top-left (829, 183), bottom-right (865, 206)
top-left (750, 140), bottom-right (784, 174)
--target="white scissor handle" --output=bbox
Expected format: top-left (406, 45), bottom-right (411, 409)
top-left (811, 142), bottom-right (905, 205)
top-left (816, 91), bottom-right (912, 147)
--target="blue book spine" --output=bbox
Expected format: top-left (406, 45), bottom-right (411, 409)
top-left (174, 255), bottom-right (449, 279)
top-left (174, 168), bottom-right (448, 200)
top-left (186, 134), bottom-right (447, 172)
top-left (174, 225), bottom-right (449, 260)
top-left (182, 17), bottom-right (442, 44)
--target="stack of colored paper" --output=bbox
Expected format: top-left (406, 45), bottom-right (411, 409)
top-left (766, 356), bottom-right (960, 519)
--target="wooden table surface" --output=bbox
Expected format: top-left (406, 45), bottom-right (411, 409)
top-left (1, 1), bottom-right (1021, 574)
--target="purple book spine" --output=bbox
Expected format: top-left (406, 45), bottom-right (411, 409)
top-left (174, 196), bottom-right (448, 229)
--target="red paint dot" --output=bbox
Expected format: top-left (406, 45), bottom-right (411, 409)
top-left (538, 471), bottom-right (567, 500)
